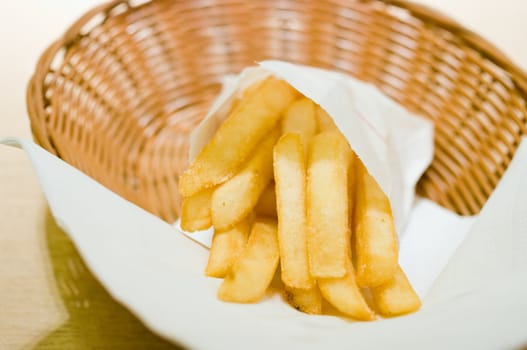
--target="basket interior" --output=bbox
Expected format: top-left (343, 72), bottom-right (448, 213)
top-left (28, 0), bottom-right (527, 222)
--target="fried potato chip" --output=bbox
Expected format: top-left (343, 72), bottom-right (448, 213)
top-left (274, 133), bottom-right (313, 289)
top-left (180, 188), bottom-right (213, 231)
top-left (306, 132), bottom-right (351, 278)
top-left (211, 128), bottom-right (279, 230)
top-left (281, 98), bottom-right (317, 147)
top-left (315, 106), bottom-right (337, 132)
top-left (205, 217), bottom-right (252, 278)
top-left (370, 265), bottom-right (421, 316)
top-left (285, 285), bottom-right (322, 315)
top-left (179, 77), bottom-right (297, 197)
top-left (318, 258), bottom-right (375, 321)
top-left (255, 184), bottom-right (277, 218)
top-left (218, 218), bottom-right (280, 303)
top-left (353, 160), bottom-right (398, 287)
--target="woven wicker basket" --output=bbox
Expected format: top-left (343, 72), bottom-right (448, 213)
top-left (27, 0), bottom-right (527, 222)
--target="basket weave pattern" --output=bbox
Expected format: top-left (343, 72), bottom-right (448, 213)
top-left (27, 0), bottom-right (527, 222)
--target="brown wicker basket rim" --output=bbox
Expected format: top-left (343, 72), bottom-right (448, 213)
top-left (49, 0), bottom-right (527, 92)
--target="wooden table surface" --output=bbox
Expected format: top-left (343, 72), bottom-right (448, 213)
top-left (0, 1), bottom-right (525, 349)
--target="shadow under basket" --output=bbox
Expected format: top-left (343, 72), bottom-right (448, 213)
top-left (27, 0), bottom-right (527, 222)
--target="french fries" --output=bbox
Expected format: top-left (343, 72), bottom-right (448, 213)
top-left (281, 98), bottom-right (317, 148)
top-left (353, 160), bottom-right (398, 287)
top-left (180, 189), bottom-right (213, 231)
top-left (205, 217), bottom-right (252, 278)
top-left (274, 133), bottom-right (313, 289)
top-left (370, 265), bottom-right (421, 316)
top-left (285, 286), bottom-right (322, 315)
top-left (179, 77), bottom-right (297, 197)
top-left (318, 258), bottom-right (375, 321)
top-left (218, 218), bottom-right (280, 303)
top-left (306, 132), bottom-right (351, 278)
top-left (211, 128), bottom-right (279, 230)
top-left (255, 184), bottom-right (277, 218)
top-left (315, 106), bottom-right (337, 132)
top-left (179, 77), bottom-right (421, 321)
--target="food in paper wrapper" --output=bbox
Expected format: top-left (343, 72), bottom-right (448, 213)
top-left (179, 75), bottom-right (421, 320)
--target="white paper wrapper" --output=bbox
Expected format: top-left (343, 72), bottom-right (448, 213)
top-left (2, 136), bottom-right (527, 349)
top-left (190, 60), bottom-right (435, 234)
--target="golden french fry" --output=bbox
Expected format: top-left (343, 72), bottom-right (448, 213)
top-left (205, 217), bottom-right (252, 278)
top-left (211, 129), bottom-right (279, 230)
top-left (353, 160), bottom-right (398, 287)
top-left (274, 133), bottom-right (313, 289)
top-left (318, 257), bottom-right (375, 321)
top-left (315, 106), bottom-right (337, 132)
top-left (347, 155), bottom-right (357, 225)
top-left (285, 285), bottom-right (322, 315)
top-left (240, 79), bottom-right (266, 99)
top-left (218, 218), bottom-right (280, 303)
top-left (179, 78), bottom-right (298, 197)
top-left (180, 189), bottom-right (213, 231)
top-left (306, 132), bottom-right (351, 278)
top-left (281, 98), bottom-right (317, 147)
top-left (255, 183), bottom-right (277, 218)
top-left (370, 265), bottom-right (421, 316)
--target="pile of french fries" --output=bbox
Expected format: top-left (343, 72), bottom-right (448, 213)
top-left (179, 77), bottom-right (421, 320)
